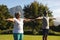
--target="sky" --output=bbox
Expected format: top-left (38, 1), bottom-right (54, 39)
top-left (0, 0), bottom-right (60, 17)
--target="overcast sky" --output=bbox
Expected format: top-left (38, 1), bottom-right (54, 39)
top-left (0, 0), bottom-right (60, 17)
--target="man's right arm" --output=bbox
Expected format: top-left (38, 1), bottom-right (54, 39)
top-left (36, 17), bottom-right (43, 20)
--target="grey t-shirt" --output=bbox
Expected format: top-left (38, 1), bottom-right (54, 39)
top-left (42, 17), bottom-right (49, 29)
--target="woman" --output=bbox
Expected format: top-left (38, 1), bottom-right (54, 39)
top-left (5, 12), bottom-right (32, 40)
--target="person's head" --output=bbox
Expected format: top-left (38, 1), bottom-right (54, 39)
top-left (15, 12), bottom-right (21, 18)
top-left (43, 10), bottom-right (48, 17)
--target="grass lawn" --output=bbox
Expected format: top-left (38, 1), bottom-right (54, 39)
top-left (0, 34), bottom-right (60, 40)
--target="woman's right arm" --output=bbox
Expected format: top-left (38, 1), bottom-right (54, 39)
top-left (4, 18), bottom-right (14, 22)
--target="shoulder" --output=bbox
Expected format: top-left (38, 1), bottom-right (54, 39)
top-left (13, 18), bottom-right (15, 19)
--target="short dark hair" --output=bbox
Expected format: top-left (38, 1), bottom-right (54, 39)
top-left (43, 10), bottom-right (48, 16)
top-left (15, 12), bottom-right (20, 17)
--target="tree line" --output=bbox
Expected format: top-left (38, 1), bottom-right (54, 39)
top-left (0, 1), bottom-right (60, 35)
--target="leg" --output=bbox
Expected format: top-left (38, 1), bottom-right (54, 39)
top-left (42, 29), bottom-right (45, 40)
top-left (13, 33), bottom-right (18, 40)
top-left (20, 33), bottom-right (23, 40)
top-left (45, 35), bottom-right (47, 40)
top-left (43, 34), bottom-right (47, 40)
top-left (45, 29), bottom-right (49, 40)
top-left (18, 33), bottom-right (23, 40)
top-left (42, 29), bottom-right (49, 40)
top-left (13, 33), bottom-right (23, 40)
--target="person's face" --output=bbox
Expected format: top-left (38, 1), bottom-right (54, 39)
top-left (16, 15), bottom-right (20, 18)
top-left (15, 13), bottom-right (20, 18)
top-left (44, 11), bottom-right (48, 17)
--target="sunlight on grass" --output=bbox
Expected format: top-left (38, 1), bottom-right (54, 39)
top-left (0, 34), bottom-right (60, 40)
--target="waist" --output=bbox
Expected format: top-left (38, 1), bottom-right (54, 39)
top-left (13, 29), bottom-right (23, 33)
top-left (42, 26), bottom-right (49, 29)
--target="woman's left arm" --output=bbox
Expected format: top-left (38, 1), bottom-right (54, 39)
top-left (23, 18), bottom-right (34, 22)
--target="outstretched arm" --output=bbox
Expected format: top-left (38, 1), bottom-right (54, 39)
top-left (24, 18), bottom-right (35, 22)
top-left (23, 17), bottom-right (43, 22)
top-left (36, 17), bottom-right (43, 20)
top-left (4, 18), bottom-right (14, 22)
top-left (49, 17), bottom-right (56, 20)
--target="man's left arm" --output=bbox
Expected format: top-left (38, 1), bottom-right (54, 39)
top-left (49, 17), bottom-right (56, 20)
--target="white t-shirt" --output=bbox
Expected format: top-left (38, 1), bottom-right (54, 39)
top-left (13, 18), bottom-right (24, 33)
top-left (42, 17), bottom-right (49, 29)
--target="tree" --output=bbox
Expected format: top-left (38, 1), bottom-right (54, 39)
top-left (0, 5), bottom-right (13, 31)
top-left (23, 1), bottom-right (54, 34)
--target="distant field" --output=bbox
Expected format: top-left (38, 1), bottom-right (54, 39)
top-left (0, 34), bottom-right (60, 40)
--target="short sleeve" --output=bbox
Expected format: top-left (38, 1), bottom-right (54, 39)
top-left (13, 18), bottom-right (15, 19)
top-left (13, 18), bottom-right (16, 21)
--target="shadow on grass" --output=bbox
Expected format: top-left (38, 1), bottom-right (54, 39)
top-left (0, 31), bottom-right (60, 36)
top-left (24, 31), bottom-right (60, 36)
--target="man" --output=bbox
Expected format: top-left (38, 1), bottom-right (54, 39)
top-left (37, 10), bottom-right (55, 40)
top-left (42, 11), bottom-right (49, 40)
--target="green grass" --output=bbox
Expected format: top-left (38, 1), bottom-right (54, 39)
top-left (0, 34), bottom-right (60, 40)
